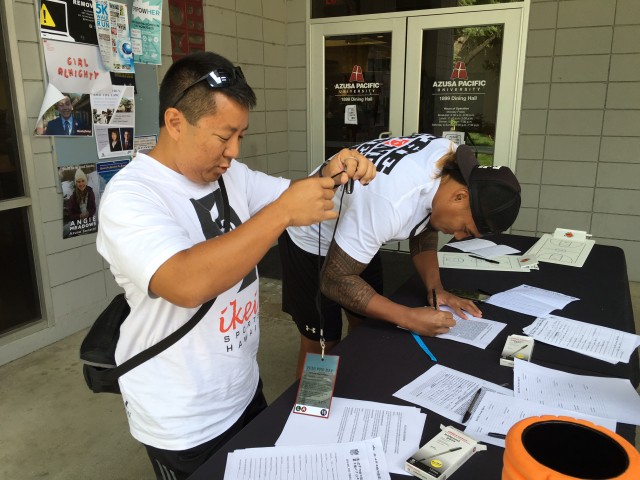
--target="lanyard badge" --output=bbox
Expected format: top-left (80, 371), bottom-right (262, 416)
top-left (293, 352), bottom-right (339, 418)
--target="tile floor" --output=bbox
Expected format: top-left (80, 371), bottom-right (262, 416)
top-left (0, 260), bottom-right (638, 479)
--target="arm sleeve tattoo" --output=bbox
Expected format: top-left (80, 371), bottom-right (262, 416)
top-left (409, 225), bottom-right (438, 257)
top-left (319, 242), bottom-right (377, 314)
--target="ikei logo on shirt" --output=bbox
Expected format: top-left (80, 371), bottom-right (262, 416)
top-left (221, 292), bottom-right (258, 352)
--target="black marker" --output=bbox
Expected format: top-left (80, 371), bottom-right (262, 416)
top-left (488, 432), bottom-right (506, 439)
top-left (469, 254), bottom-right (500, 265)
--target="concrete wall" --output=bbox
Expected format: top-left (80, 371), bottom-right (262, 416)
top-left (513, 0), bottom-right (640, 280)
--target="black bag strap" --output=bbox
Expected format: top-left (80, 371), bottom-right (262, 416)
top-left (103, 177), bottom-right (231, 383)
top-left (103, 298), bottom-right (214, 382)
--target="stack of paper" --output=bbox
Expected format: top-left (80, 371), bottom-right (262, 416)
top-left (464, 391), bottom-right (617, 448)
top-left (486, 284), bottom-right (578, 317)
top-left (393, 365), bottom-right (513, 425)
top-left (224, 437), bottom-right (391, 480)
top-left (275, 397), bottom-right (425, 475)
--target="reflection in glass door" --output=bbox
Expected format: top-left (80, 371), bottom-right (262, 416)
top-left (309, 19), bottom-right (406, 166)
top-left (324, 32), bottom-right (392, 159)
top-left (418, 24), bottom-right (504, 165)
top-left (405, 10), bottom-right (523, 168)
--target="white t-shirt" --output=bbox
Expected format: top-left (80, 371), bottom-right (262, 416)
top-left (288, 134), bottom-right (453, 264)
top-left (96, 153), bottom-right (290, 450)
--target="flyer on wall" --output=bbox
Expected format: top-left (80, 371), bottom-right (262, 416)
top-left (34, 84), bottom-right (93, 137)
top-left (39, 0), bottom-right (99, 45)
top-left (58, 163), bottom-right (100, 239)
top-left (97, 159), bottom-right (130, 197)
top-left (131, 0), bottom-right (163, 65)
top-left (93, 0), bottom-right (136, 74)
top-left (90, 85), bottom-right (135, 158)
top-left (43, 39), bottom-right (112, 94)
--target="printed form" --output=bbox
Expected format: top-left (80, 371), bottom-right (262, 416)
top-left (393, 364), bottom-right (512, 424)
top-left (523, 315), bottom-right (640, 364)
top-left (486, 284), bottom-right (578, 317)
top-left (464, 391), bottom-right (617, 448)
top-left (223, 438), bottom-right (391, 480)
top-left (437, 306), bottom-right (506, 349)
top-left (276, 397), bottom-right (425, 475)
top-left (513, 360), bottom-right (640, 425)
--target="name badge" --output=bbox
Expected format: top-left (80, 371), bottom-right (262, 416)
top-left (293, 353), bottom-right (339, 418)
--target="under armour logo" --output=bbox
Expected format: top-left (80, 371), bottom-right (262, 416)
top-left (305, 325), bottom-right (317, 334)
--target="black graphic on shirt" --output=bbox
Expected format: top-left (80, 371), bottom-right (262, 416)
top-left (354, 134), bottom-right (436, 175)
top-left (190, 188), bottom-right (257, 291)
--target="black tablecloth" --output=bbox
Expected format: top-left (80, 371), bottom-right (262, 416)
top-left (189, 234), bottom-right (638, 480)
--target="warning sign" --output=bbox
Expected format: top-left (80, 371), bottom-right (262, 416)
top-left (39, 0), bottom-right (98, 45)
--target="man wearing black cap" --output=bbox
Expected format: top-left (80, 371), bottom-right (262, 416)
top-left (279, 133), bottom-right (521, 377)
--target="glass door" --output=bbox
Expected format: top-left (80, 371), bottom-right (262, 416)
top-left (404, 9), bottom-right (524, 167)
top-left (309, 19), bottom-right (407, 166)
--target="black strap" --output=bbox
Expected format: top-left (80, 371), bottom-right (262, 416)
top-left (104, 299), bottom-right (214, 382)
top-left (104, 177), bottom-right (231, 382)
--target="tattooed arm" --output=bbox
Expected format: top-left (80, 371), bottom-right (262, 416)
top-left (320, 241), bottom-right (456, 336)
top-left (410, 226), bottom-right (482, 319)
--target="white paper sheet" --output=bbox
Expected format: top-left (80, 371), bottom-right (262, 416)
top-left (514, 360), bottom-right (640, 425)
top-left (486, 284), bottom-right (578, 317)
top-left (524, 233), bottom-right (595, 268)
top-left (464, 391), bottom-right (618, 448)
top-left (223, 438), bottom-right (391, 480)
top-left (438, 252), bottom-right (530, 272)
top-left (436, 306), bottom-right (507, 349)
top-left (447, 238), bottom-right (520, 258)
top-left (276, 397), bottom-right (424, 475)
top-left (523, 315), bottom-right (640, 364)
top-left (393, 364), bottom-right (513, 424)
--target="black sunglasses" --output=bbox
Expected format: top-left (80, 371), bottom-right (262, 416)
top-left (171, 67), bottom-right (245, 108)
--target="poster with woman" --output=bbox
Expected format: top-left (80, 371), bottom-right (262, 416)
top-left (58, 163), bottom-right (100, 238)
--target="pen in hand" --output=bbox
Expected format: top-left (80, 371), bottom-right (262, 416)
top-left (462, 388), bottom-right (482, 423)
top-left (432, 288), bottom-right (438, 311)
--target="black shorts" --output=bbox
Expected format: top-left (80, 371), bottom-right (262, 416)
top-left (278, 231), bottom-right (383, 341)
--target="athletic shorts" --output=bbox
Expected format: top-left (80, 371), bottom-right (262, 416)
top-left (278, 231), bottom-right (383, 341)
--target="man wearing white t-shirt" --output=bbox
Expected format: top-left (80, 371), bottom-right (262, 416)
top-left (96, 51), bottom-right (375, 480)
top-left (280, 134), bottom-right (521, 378)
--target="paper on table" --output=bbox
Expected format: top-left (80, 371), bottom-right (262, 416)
top-left (223, 437), bottom-right (391, 480)
top-left (393, 364), bottom-right (513, 424)
top-left (523, 315), bottom-right (640, 364)
top-left (437, 306), bottom-right (507, 349)
top-left (509, 285), bottom-right (578, 310)
top-left (486, 284), bottom-right (578, 317)
top-left (438, 252), bottom-right (531, 272)
top-left (447, 238), bottom-right (520, 259)
top-left (275, 397), bottom-right (424, 475)
top-left (524, 233), bottom-right (595, 268)
top-left (464, 391), bottom-right (617, 448)
top-left (514, 360), bottom-right (640, 425)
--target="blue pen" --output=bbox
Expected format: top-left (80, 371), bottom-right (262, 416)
top-left (411, 331), bottom-right (437, 362)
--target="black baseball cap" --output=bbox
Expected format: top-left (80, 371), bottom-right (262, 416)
top-left (455, 145), bottom-right (521, 235)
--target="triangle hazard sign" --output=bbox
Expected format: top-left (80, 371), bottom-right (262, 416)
top-left (40, 4), bottom-right (56, 27)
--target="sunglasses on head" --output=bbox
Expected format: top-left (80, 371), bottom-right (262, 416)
top-left (171, 66), bottom-right (245, 108)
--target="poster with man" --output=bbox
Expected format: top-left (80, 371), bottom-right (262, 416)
top-left (34, 85), bottom-right (92, 136)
